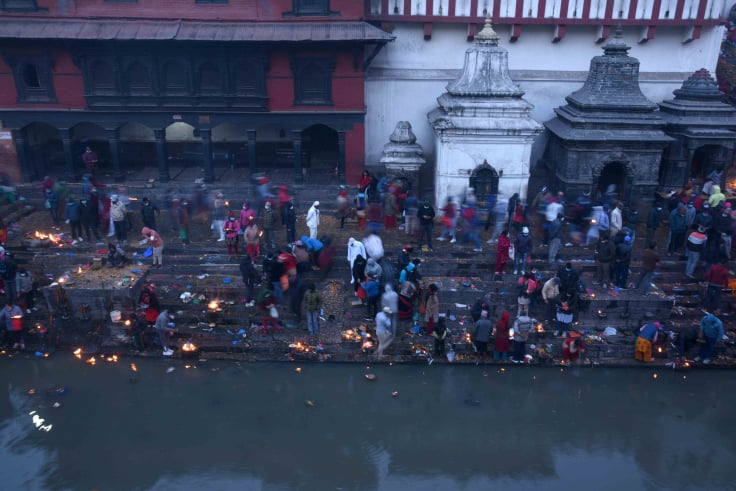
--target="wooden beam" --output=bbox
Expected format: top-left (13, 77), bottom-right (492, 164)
top-left (510, 24), bottom-right (522, 42)
top-left (553, 24), bottom-right (566, 42)
top-left (595, 24), bottom-right (610, 43)
top-left (638, 25), bottom-right (656, 43)
top-left (682, 25), bottom-right (702, 43)
top-left (470, 0), bottom-right (479, 17)
top-left (628, 0), bottom-right (639, 19)
top-left (423, 22), bottom-right (433, 40)
top-left (467, 22), bottom-right (478, 41)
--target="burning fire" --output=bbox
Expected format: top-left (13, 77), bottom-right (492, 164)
top-left (73, 348), bottom-right (82, 359)
top-left (289, 341), bottom-right (315, 354)
top-left (341, 329), bottom-right (362, 341)
top-left (182, 341), bottom-right (198, 352)
top-left (105, 355), bottom-right (118, 363)
top-left (464, 332), bottom-right (472, 344)
top-left (536, 323), bottom-right (545, 333)
top-left (130, 363), bottom-right (138, 372)
top-left (77, 267), bottom-right (83, 274)
top-left (86, 356), bottom-right (96, 366)
top-left (208, 300), bottom-right (219, 311)
top-left (33, 230), bottom-right (63, 245)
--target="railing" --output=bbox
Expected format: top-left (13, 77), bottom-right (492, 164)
top-left (364, 0), bottom-right (726, 26)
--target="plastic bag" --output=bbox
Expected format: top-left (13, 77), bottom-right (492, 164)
top-left (143, 246), bottom-right (153, 258)
top-left (508, 244), bottom-right (515, 260)
top-left (269, 306), bottom-right (279, 319)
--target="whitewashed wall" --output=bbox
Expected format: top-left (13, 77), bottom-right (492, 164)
top-left (365, 22), bottom-right (727, 168)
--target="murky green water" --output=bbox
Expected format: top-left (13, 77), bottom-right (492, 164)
top-left (1, 354), bottom-right (735, 491)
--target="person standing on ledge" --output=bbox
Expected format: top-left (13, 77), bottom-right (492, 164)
top-left (306, 201), bottom-right (320, 239)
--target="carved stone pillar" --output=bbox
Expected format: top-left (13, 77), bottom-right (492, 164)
top-left (60, 128), bottom-right (75, 181)
top-left (154, 129), bottom-right (170, 183)
top-left (292, 130), bottom-right (303, 183)
top-left (107, 128), bottom-right (122, 182)
top-left (247, 129), bottom-right (257, 175)
top-left (201, 128), bottom-right (214, 183)
top-left (12, 129), bottom-right (31, 182)
top-left (338, 130), bottom-right (346, 184)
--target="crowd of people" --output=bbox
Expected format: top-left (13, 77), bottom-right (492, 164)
top-left (0, 167), bottom-right (731, 364)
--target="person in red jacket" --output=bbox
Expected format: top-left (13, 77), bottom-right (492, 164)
top-left (223, 213), bottom-right (241, 258)
top-left (494, 229), bottom-right (511, 281)
top-left (704, 259), bottom-right (729, 312)
top-left (562, 331), bottom-right (586, 365)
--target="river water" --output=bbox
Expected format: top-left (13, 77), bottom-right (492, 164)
top-left (1, 354), bottom-right (734, 491)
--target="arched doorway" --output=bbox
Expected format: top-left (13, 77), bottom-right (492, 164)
top-left (597, 161), bottom-right (627, 200)
top-left (302, 124), bottom-right (337, 178)
top-left (23, 122), bottom-right (63, 180)
top-left (119, 123), bottom-right (156, 171)
top-left (691, 144), bottom-right (728, 184)
top-left (469, 160), bottom-right (499, 203)
top-left (73, 122), bottom-right (108, 174)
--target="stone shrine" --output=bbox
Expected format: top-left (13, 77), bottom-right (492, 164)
top-left (379, 121), bottom-right (426, 185)
top-left (541, 28), bottom-right (672, 205)
top-left (427, 18), bottom-right (542, 206)
top-left (658, 69), bottom-right (736, 191)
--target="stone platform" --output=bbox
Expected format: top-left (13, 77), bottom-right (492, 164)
top-left (2, 168), bottom-right (735, 367)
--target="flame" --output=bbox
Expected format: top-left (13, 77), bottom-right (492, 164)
top-left (124, 319), bottom-right (131, 327)
top-left (535, 323), bottom-right (545, 333)
top-left (208, 300), bottom-right (219, 311)
top-left (464, 332), bottom-right (472, 344)
top-left (86, 357), bottom-right (96, 366)
top-left (657, 347), bottom-right (663, 353)
top-left (73, 348), bottom-right (82, 359)
top-left (105, 355), bottom-right (118, 363)
top-left (130, 363), bottom-right (138, 372)
top-left (182, 341), bottom-right (198, 352)
top-left (342, 329), bottom-right (362, 341)
top-left (77, 267), bottom-right (83, 274)
top-left (34, 230), bottom-right (63, 245)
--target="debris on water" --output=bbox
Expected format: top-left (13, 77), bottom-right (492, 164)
top-left (365, 373), bottom-right (377, 381)
top-left (305, 400), bottom-right (315, 407)
top-left (52, 402), bottom-right (61, 408)
top-left (166, 367), bottom-right (176, 373)
top-left (392, 391), bottom-right (399, 397)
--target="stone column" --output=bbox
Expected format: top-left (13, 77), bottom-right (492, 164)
top-left (12, 129), bottom-right (31, 182)
top-left (247, 129), bottom-right (257, 175)
top-left (154, 129), bottom-right (170, 183)
top-left (292, 130), bottom-right (303, 183)
top-left (60, 128), bottom-right (75, 181)
top-left (338, 130), bottom-right (346, 184)
top-left (201, 128), bottom-right (214, 183)
top-left (106, 128), bottom-right (122, 182)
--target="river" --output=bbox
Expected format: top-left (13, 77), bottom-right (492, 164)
top-left (1, 354), bottom-right (734, 491)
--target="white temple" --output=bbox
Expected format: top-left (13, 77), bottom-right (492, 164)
top-left (427, 18), bottom-right (543, 206)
